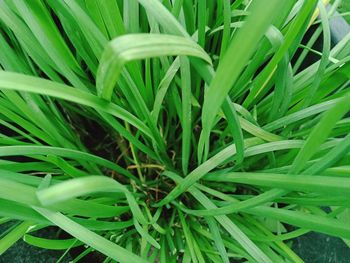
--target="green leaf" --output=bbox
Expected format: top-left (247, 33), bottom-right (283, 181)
top-left (34, 207), bottom-right (147, 263)
top-left (36, 176), bottom-right (147, 225)
top-left (96, 33), bottom-right (211, 100)
top-left (201, 0), bottom-right (284, 152)
top-left (23, 235), bottom-right (82, 250)
top-left (204, 172), bottom-right (350, 195)
top-left (0, 221), bottom-right (33, 255)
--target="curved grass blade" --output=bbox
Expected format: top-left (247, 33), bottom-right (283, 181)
top-left (0, 176), bottom-right (129, 219)
top-left (36, 176), bottom-right (147, 225)
top-left (96, 33), bottom-right (211, 100)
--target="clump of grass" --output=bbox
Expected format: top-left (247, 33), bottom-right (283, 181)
top-left (0, 0), bottom-right (350, 262)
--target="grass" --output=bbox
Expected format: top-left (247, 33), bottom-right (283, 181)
top-left (338, 1), bottom-right (350, 23)
top-left (0, 0), bottom-right (350, 262)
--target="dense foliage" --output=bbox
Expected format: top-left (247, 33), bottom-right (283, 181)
top-left (0, 0), bottom-right (350, 262)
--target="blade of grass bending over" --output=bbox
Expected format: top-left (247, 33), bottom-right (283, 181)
top-left (36, 176), bottom-right (147, 225)
top-left (0, 176), bottom-right (129, 219)
top-left (0, 198), bottom-right (132, 231)
top-left (200, 0), bottom-right (283, 160)
top-left (34, 207), bottom-right (147, 263)
top-left (96, 34), bottom-right (211, 100)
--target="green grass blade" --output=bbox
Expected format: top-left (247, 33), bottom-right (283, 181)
top-left (36, 176), bottom-right (147, 225)
top-left (0, 221), bottom-right (33, 255)
top-left (23, 235), bottom-right (82, 250)
top-left (201, 0), bottom-right (283, 152)
top-left (97, 33), bottom-right (211, 100)
top-left (34, 207), bottom-right (147, 263)
top-left (180, 56), bottom-right (192, 175)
